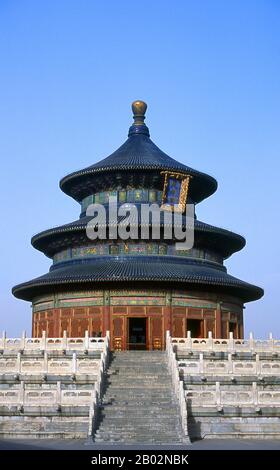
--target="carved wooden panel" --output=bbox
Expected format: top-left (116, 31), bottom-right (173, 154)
top-left (172, 307), bottom-right (186, 315)
top-left (187, 308), bottom-right (202, 319)
top-left (47, 321), bottom-right (54, 337)
top-left (60, 319), bottom-right (70, 336)
top-left (222, 321), bottom-right (228, 338)
top-left (147, 306), bottom-right (163, 315)
top-left (74, 308), bottom-right (87, 317)
top-left (91, 315), bottom-right (102, 336)
top-left (203, 309), bottom-right (215, 319)
top-left (239, 322), bottom-right (244, 339)
top-left (88, 307), bottom-right (101, 315)
top-left (61, 308), bottom-right (72, 318)
top-left (172, 316), bottom-right (185, 337)
top-left (38, 320), bottom-right (47, 337)
top-left (112, 307), bottom-right (127, 314)
top-left (112, 316), bottom-right (125, 351)
top-left (71, 318), bottom-right (88, 337)
top-left (129, 307), bottom-right (145, 315)
top-left (205, 318), bottom-right (215, 337)
top-left (150, 316), bottom-right (163, 350)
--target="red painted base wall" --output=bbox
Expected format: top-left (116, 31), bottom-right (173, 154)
top-left (33, 303), bottom-right (243, 350)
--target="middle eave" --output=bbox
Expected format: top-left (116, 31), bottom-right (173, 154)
top-left (31, 216), bottom-right (246, 260)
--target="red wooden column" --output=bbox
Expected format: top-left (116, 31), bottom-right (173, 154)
top-left (103, 290), bottom-right (111, 339)
top-left (163, 292), bottom-right (172, 349)
top-left (216, 301), bottom-right (222, 338)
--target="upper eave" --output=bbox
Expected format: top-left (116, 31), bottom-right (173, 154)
top-left (59, 135), bottom-right (217, 203)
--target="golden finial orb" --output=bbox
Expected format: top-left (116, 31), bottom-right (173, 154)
top-left (131, 100), bottom-right (147, 125)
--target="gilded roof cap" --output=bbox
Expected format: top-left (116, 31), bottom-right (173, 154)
top-left (128, 100), bottom-right (150, 137)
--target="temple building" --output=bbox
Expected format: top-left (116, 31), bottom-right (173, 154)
top-left (12, 101), bottom-right (263, 350)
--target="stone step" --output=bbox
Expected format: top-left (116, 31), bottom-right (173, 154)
top-left (98, 421), bottom-right (181, 426)
top-left (102, 395), bottom-right (174, 401)
top-left (95, 434), bottom-right (183, 440)
top-left (98, 413), bottom-right (179, 418)
top-left (96, 434), bottom-right (184, 440)
top-left (110, 356), bottom-right (166, 359)
top-left (108, 365), bottom-right (168, 369)
top-left (99, 405), bottom-right (178, 411)
top-left (108, 372), bottom-right (169, 376)
top-left (95, 430), bottom-right (183, 437)
top-left (94, 435), bottom-right (185, 443)
top-left (97, 426), bottom-right (182, 432)
top-left (108, 376), bottom-right (170, 379)
top-left (102, 393), bottom-right (173, 398)
top-left (94, 437), bottom-right (184, 443)
top-left (100, 405), bottom-right (178, 411)
top-left (97, 414), bottom-right (181, 422)
top-left (107, 375), bottom-right (170, 379)
top-left (101, 398), bottom-right (175, 404)
top-left (107, 381), bottom-right (171, 386)
top-left (103, 390), bottom-right (174, 394)
top-left (111, 352), bottom-right (165, 355)
top-left (97, 421), bottom-right (181, 427)
top-left (105, 384), bottom-right (172, 388)
top-left (107, 377), bottom-right (170, 381)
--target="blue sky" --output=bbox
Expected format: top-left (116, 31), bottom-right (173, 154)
top-left (0, 0), bottom-right (279, 337)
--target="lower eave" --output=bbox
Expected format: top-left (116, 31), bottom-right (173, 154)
top-left (12, 256), bottom-right (263, 303)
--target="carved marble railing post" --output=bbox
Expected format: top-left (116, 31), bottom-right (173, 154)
top-left (228, 353), bottom-right (233, 374)
top-left (256, 353), bottom-right (260, 375)
top-left (186, 331), bottom-right (192, 349)
top-left (179, 380), bottom-right (188, 436)
top-left (88, 399), bottom-right (95, 437)
top-left (17, 352), bottom-right (21, 374)
top-left (215, 381), bottom-right (221, 409)
top-left (72, 352), bottom-right (77, 375)
top-left (84, 330), bottom-right (89, 350)
top-left (104, 331), bottom-right (110, 368)
top-left (44, 351), bottom-right (48, 374)
top-left (62, 330), bottom-right (67, 349)
top-left (2, 330), bottom-right (6, 350)
top-left (21, 331), bottom-right (26, 350)
top-left (208, 331), bottom-right (214, 350)
top-left (56, 381), bottom-right (61, 408)
top-left (249, 332), bottom-right (254, 351)
top-left (252, 381), bottom-right (258, 407)
top-left (199, 353), bottom-right (204, 374)
top-left (42, 331), bottom-right (47, 350)
top-left (19, 380), bottom-right (24, 408)
top-left (269, 332), bottom-right (274, 352)
top-left (229, 332), bottom-right (235, 352)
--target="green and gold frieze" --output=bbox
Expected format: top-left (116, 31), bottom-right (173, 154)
top-left (80, 188), bottom-right (163, 213)
top-left (52, 242), bottom-right (222, 265)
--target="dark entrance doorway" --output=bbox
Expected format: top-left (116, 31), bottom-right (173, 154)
top-left (128, 318), bottom-right (147, 350)
top-left (186, 319), bottom-right (204, 338)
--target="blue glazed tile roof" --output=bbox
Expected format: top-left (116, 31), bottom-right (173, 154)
top-left (12, 256), bottom-right (263, 302)
top-left (60, 134), bottom-right (217, 203)
top-left (31, 215), bottom-right (245, 259)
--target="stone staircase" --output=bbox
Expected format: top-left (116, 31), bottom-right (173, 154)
top-left (93, 351), bottom-right (187, 444)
